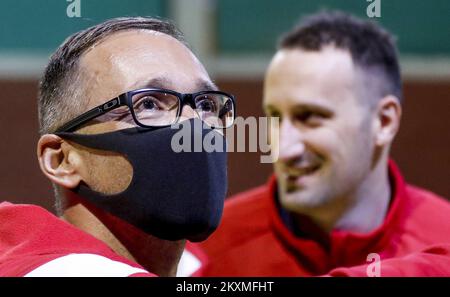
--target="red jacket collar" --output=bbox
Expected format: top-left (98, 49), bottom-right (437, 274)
top-left (268, 160), bottom-right (409, 273)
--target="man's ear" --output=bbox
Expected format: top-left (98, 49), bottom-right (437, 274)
top-left (373, 95), bottom-right (402, 146)
top-left (37, 134), bottom-right (83, 189)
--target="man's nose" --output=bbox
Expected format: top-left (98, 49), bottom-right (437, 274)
top-left (179, 105), bottom-right (200, 121)
top-left (278, 118), bottom-right (305, 163)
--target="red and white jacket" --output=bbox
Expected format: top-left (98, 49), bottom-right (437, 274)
top-left (188, 161), bottom-right (450, 276)
top-left (0, 202), bottom-right (155, 277)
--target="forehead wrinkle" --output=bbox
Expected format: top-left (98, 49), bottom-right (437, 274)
top-left (130, 77), bottom-right (173, 90)
top-left (129, 77), bottom-right (217, 93)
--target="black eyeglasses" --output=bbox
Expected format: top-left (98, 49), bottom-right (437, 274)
top-left (55, 88), bottom-right (236, 132)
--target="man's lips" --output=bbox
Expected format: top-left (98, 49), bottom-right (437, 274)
top-left (284, 164), bottom-right (321, 191)
top-left (285, 164), bottom-right (321, 177)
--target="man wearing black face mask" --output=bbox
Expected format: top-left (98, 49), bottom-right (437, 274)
top-left (0, 17), bottom-right (234, 277)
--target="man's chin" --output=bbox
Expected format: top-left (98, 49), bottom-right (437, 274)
top-left (279, 190), bottom-right (325, 211)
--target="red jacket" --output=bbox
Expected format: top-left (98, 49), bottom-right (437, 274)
top-left (0, 202), bottom-right (155, 277)
top-left (194, 161), bottom-right (450, 276)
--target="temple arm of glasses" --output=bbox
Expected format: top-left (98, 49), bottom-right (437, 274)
top-left (55, 97), bottom-right (123, 132)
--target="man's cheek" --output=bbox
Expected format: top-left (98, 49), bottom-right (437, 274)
top-left (88, 155), bottom-right (133, 194)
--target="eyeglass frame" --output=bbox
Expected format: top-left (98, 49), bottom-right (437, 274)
top-left (55, 88), bottom-right (236, 132)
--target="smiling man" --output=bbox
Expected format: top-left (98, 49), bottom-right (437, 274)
top-left (0, 17), bottom-right (235, 276)
top-left (194, 11), bottom-right (450, 276)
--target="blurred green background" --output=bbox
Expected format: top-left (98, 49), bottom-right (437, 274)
top-left (0, 0), bottom-right (449, 55)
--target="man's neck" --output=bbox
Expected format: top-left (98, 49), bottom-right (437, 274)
top-left (333, 161), bottom-right (391, 233)
top-left (61, 201), bottom-right (185, 276)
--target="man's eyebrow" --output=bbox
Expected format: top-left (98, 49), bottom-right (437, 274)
top-left (134, 77), bottom-right (172, 90)
top-left (131, 77), bottom-right (218, 92)
top-left (264, 104), bottom-right (278, 113)
top-left (264, 103), bottom-right (334, 116)
top-left (196, 80), bottom-right (218, 91)
top-left (291, 103), bottom-right (334, 116)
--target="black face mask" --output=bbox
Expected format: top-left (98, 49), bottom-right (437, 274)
top-left (56, 118), bottom-right (227, 242)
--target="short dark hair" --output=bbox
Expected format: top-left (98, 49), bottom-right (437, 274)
top-left (279, 11), bottom-right (402, 103)
top-left (38, 16), bottom-right (187, 135)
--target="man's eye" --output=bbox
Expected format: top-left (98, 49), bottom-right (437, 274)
top-left (295, 111), bottom-right (324, 125)
top-left (144, 99), bottom-right (157, 110)
top-left (198, 99), bottom-right (216, 112)
top-left (137, 97), bottom-right (161, 111)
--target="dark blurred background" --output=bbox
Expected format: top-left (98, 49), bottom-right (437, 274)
top-left (1, 0), bottom-right (449, 212)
